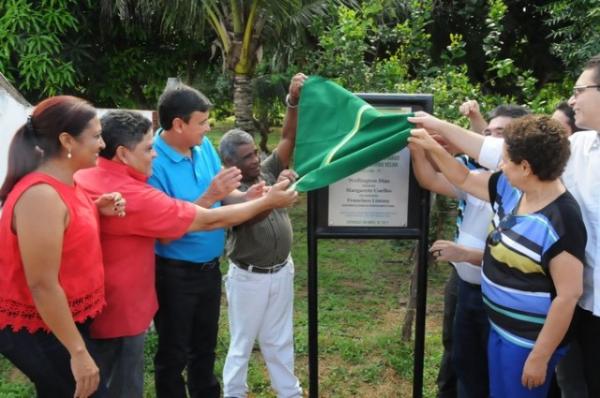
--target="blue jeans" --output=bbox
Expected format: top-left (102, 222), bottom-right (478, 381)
top-left (90, 332), bottom-right (146, 398)
top-left (488, 327), bottom-right (565, 398)
top-left (0, 321), bottom-right (106, 398)
top-left (452, 279), bottom-right (489, 398)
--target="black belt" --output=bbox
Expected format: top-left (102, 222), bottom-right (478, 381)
top-left (156, 255), bottom-right (219, 270)
top-left (233, 259), bottom-right (288, 274)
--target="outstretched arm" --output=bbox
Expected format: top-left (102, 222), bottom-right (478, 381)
top-left (410, 144), bottom-right (458, 199)
top-left (276, 73), bottom-right (307, 167)
top-left (187, 179), bottom-right (297, 232)
top-left (408, 128), bottom-right (491, 202)
top-left (429, 240), bottom-right (484, 266)
top-left (226, 170), bottom-right (299, 227)
top-left (408, 112), bottom-right (486, 162)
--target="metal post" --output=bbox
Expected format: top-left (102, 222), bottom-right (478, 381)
top-left (307, 192), bottom-right (319, 398)
top-left (412, 193), bottom-right (431, 398)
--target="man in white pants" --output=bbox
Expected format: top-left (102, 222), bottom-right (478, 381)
top-left (219, 73), bottom-right (306, 398)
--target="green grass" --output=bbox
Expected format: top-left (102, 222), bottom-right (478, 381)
top-left (0, 121), bottom-right (453, 397)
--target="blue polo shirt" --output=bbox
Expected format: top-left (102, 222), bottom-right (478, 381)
top-left (148, 131), bottom-right (225, 262)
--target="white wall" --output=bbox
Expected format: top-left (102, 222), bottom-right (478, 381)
top-left (0, 90), bottom-right (30, 186)
top-left (0, 104), bottom-right (154, 186)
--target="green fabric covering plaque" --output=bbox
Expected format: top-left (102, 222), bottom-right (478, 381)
top-left (293, 76), bottom-right (414, 192)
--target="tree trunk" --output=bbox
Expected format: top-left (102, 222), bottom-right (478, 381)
top-left (401, 195), bottom-right (456, 341)
top-left (233, 73), bottom-right (257, 135)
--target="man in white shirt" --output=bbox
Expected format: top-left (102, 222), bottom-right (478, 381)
top-left (418, 102), bottom-right (528, 398)
top-left (409, 53), bottom-right (600, 397)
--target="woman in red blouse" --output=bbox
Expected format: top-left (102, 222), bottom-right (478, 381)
top-left (0, 96), bottom-right (124, 398)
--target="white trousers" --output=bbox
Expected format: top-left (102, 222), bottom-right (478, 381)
top-left (222, 258), bottom-right (302, 398)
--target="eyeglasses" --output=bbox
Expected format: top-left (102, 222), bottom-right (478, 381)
top-left (572, 85), bottom-right (600, 97)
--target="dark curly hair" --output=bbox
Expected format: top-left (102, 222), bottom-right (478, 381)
top-left (503, 115), bottom-right (570, 181)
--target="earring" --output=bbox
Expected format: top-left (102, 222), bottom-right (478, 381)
top-left (67, 150), bottom-right (72, 159)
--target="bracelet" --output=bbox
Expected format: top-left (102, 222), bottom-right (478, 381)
top-left (285, 94), bottom-right (298, 109)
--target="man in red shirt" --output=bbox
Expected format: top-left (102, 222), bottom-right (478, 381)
top-left (74, 111), bottom-right (296, 398)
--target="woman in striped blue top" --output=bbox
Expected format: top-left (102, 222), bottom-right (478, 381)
top-left (409, 115), bottom-right (586, 398)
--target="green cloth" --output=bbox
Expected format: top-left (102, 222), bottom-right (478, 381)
top-left (293, 76), bottom-right (414, 192)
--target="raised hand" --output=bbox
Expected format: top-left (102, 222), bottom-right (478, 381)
top-left (288, 73), bottom-right (308, 106)
top-left (408, 128), bottom-right (445, 153)
top-left (205, 167), bottom-right (243, 201)
top-left (408, 111), bottom-right (444, 131)
top-left (459, 99), bottom-right (481, 118)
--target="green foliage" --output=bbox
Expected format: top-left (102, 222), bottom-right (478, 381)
top-left (302, 0), bottom-right (569, 122)
top-left (543, 0), bottom-right (600, 73)
top-left (89, 44), bottom-right (194, 108)
top-left (0, 0), bottom-right (80, 96)
top-left (441, 33), bottom-right (467, 64)
top-left (0, 0), bottom-right (202, 107)
top-left (305, 0), bottom-right (514, 121)
top-left (252, 72), bottom-right (289, 127)
top-left (307, 0), bottom-right (431, 91)
top-left (191, 66), bottom-right (235, 120)
top-left (0, 0), bottom-right (581, 121)
top-left (481, 0), bottom-right (538, 97)
top-left (430, 0), bottom-right (563, 95)
top-left (482, 0), bottom-right (507, 61)
top-left (73, 6), bottom-right (208, 108)
top-left (309, 5), bottom-right (372, 89)
top-left (395, 63), bottom-right (485, 123)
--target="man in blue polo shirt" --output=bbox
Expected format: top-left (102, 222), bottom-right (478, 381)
top-left (149, 85), bottom-right (255, 398)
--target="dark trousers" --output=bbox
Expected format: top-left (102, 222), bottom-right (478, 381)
top-left (0, 321), bottom-right (105, 398)
top-left (91, 332), bottom-right (146, 398)
top-left (574, 306), bottom-right (600, 397)
top-left (437, 268), bottom-right (458, 398)
top-left (452, 279), bottom-right (489, 398)
top-left (154, 256), bottom-right (222, 398)
top-left (555, 338), bottom-right (587, 398)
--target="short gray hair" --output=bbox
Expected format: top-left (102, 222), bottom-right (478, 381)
top-left (219, 128), bottom-right (255, 163)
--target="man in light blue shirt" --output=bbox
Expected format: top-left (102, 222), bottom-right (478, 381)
top-left (149, 85), bottom-right (258, 398)
top-left (151, 133), bottom-right (224, 262)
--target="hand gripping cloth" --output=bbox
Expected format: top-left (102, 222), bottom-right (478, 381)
top-left (293, 76), bottom-right (414, 192)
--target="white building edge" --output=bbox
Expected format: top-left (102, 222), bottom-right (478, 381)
top-left (0, 72), bottom-right (31, 186)
top-left (0, 73), bottom-right (154, 187)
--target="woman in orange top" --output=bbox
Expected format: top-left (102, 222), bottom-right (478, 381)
top-left (0, 96), bottom-right (124, 398)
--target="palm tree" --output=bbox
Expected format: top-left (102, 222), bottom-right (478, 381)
top-left (102, 0), bottom-right (340, 134)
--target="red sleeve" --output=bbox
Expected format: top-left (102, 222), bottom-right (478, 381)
top-left (101, 184), bottom-right (196, 239)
